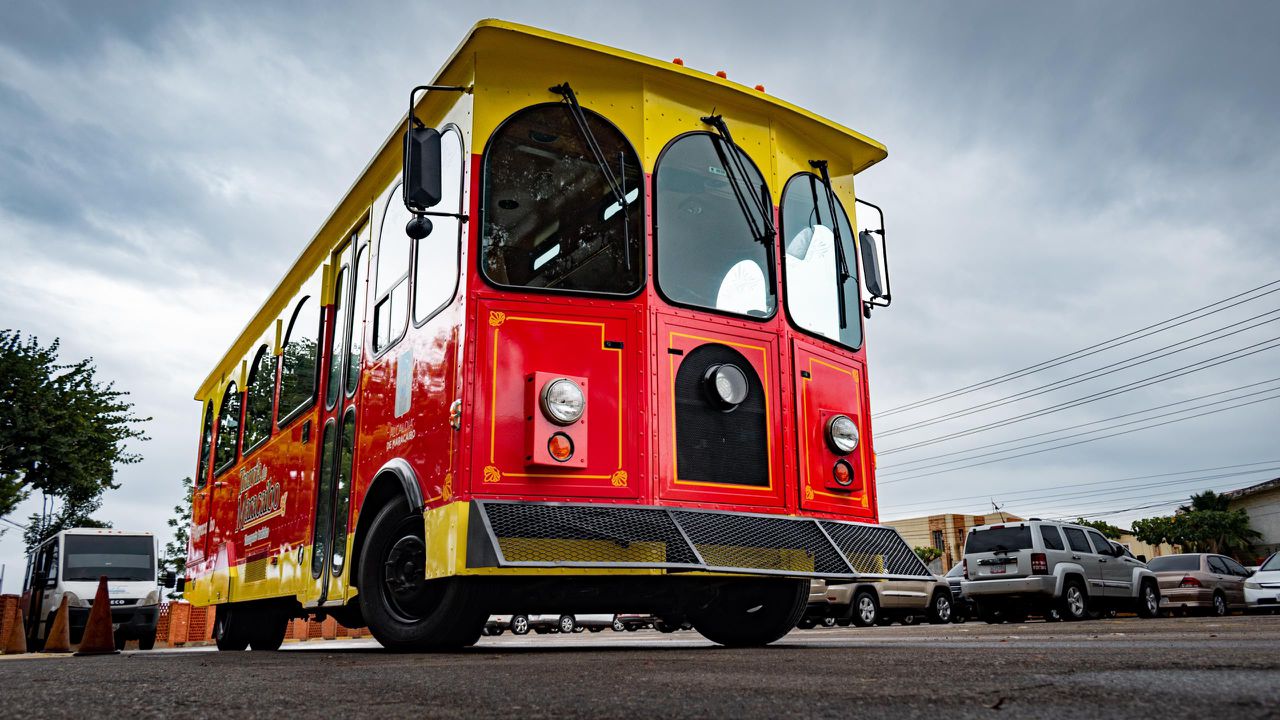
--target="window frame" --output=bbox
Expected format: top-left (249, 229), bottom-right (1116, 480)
top-left (1064, 527), bottom-right (1092, 553)
top-left (652, 130), bottom-right (777, 321)
top-left (212, 380), bottom-right (242, 477)
top-left (1086, 530), bottom-right (1114, 555)
top-left (778, 171), bottom-right (865, 351)
top-left (346, 242), bottom-right (369, 398)
top-left (477, 104), bottom-right (646, 300)
top-left (1040, 525), bottom-right (1066, 551)
top-left (371, 184), bottom-right (413, 358)
top-left (196, 400), bottom-right (214, 490)
top-left (325, 264), bottom-right (350, 411)
top-left (277, 294), bottom-right (323, 430)
top-left (413, 125), bottom-right (466, 328)
top-left (242, 343), bottom-right (276, 457)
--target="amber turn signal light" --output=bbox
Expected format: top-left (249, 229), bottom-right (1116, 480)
top-left (548, 433), bottom-right (575, 462)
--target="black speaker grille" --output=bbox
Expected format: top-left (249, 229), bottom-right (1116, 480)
top-left (674, 344), bottom-right (769, 487)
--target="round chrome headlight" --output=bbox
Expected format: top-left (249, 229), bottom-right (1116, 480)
top-left (704, 363), bottom-right (749, 409)
top-left (826, 415), bottom-right (859, 455)
top-left (540, 378), bottom-right (585, 425)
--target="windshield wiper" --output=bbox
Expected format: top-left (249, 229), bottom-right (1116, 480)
top-left (809, 160), bottom-right (852, 330)
top-left (551, 82), bottom-right (632, 271)
top-left (700, 114), bottom-right (777, 289)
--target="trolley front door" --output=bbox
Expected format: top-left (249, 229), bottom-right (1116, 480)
top-left (305, 227), bottom-right (368, 607)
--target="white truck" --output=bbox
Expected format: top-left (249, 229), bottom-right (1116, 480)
top-left (20, 528), bottom-right (178, 650)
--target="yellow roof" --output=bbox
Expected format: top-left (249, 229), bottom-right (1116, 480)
top-left (196, 19), bottom-right (887, 400)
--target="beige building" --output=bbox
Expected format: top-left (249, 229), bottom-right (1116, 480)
top-left (888, 512), bottom-right (1024, 573)
top-left (1224, 477), bottom-right (1280, 563)
top-left (1113, 531), bottom-right (1177, 562)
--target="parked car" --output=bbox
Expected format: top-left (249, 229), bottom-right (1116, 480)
top-left (519, 614), bottom-right (615, 633)
top-left (944, 563), bottom-right (974, 622)
top-left (961, 520), bottom-right (1161, 622)
top-left (612, 614), bottom-right (655, 631)
top-left (483, 614), bottom-right (513, 635)
top-left (1244, 553), bottom-right (1280, 614)
top-left (827, 576), bottom-right (953, 627)
top-left (1148, 553), bottom-right (1251, 616)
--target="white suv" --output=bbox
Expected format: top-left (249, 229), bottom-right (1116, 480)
top-left (961, 520), bottom-right (1160, 622)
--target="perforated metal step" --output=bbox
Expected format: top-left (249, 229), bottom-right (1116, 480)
top-left (469, 500), bottom-right (932, 580)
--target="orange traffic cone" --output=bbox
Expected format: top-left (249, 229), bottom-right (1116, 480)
top-left (44, 595), bottom-right (72, 653)
top-left (75, 576), bottom-right (119, 656)
top-left (3, 612), bottom-right (28, 654)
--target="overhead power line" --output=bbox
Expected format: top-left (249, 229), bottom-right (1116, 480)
top-left (877, 389), bottom-right (1280, 485)
top-left (878, 334), bottom-right (1280, 456)
top-left (882, 459), bottom-right (1280, 512)
top-left (883, 465), bottom-right (1280, 517)
top-left (879, 307), bottom-right (1280, 437)
top-left (878, 379), bottom-right (1280, 477)
top-left (878, 278), bottom-right (1280, 417)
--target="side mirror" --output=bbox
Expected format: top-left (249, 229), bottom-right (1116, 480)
top-left (1137, 554), bottom-right (1148, 564)
top-left (159, 570), bottom-right (176, 589)
top-left (175, 577), bottom-right (186, 593)
top-left (854, 198), bottom-right (892, 316)
top-left (403, 125), bottom-right (442, 241)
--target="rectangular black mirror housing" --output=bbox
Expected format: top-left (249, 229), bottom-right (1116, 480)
top-left (403, 126), bottom-right (442, 212)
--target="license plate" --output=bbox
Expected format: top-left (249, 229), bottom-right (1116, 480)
top-left (990, 565), bottom-right (1005, 575)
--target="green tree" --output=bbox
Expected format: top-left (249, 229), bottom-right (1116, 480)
top-left (914, 546), bottom-right (943, 563)
top-left (160, 477), bottom-right (193, 599)
top-left (0, 331), bottom-right (149, 535)
top-left (22, 494), bottom-right (111, 555)
top-left (1074, 518), bottom-right (1125, 539)
top-left (1132, 491), bottom-right (1260, 556)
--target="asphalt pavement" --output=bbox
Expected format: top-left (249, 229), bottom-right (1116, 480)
top-left (2, 614), bottom-right (1278, 719)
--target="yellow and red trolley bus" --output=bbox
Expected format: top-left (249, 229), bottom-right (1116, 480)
top-left (186, 20), bottom-right (925, 650)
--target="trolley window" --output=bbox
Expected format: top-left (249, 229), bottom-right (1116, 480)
top-left (243, 344), bottom-right (274, 451)
top-left (780, 173), bottom-right (861, 348)
top-left (480, 104), bottom-right (642, 295)
top-left (279, 294), bottom-right (321, 423)
top-left (196, 400), bottom-right (214, 488)
top-left (213, 381), bottom-right (240, 474)
top-left (654, 133), bottom-right (775, 318)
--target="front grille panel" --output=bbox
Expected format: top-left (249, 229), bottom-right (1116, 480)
top-left (482, 502), bottom-right (700, 565)
top-left (674, 344), bottom-right (769, 487)
top-left (819, 521), bottom-right (933, 577)
top-left (473, 500), bottom-right (930, 579)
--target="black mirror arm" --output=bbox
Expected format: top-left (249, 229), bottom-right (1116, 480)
top-left (404, 83), bottom-right (472, 226)
top-left (855, 197), bottom-right (892, 313)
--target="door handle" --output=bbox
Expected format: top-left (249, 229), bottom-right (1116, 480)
top-left (1072, 555), bottom-right (1081, 560)
top-left (1098, 558), bottom-right (1107, 563)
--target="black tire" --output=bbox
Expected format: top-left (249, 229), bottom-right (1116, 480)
top-left (588, 627), bottom-right (602, 633)
top-left (928, 591), bottom-right (954, 625)
top-left (901, 614), bottom-right (920, 626)
top-left (1003, 608), bottom-right (1028, 624)
top-left (821, 616), bottom-right (837, 628)
top-left (214, 605), bottom-right (250, 651)
top-left (249, 610), bottom-right (288, 651)
top-left (851, 589), bottom-right (881, 628)
top-left (558, 615), bottom-right (576, 634)
top-left (951, 611), bottom-right (968, 624)
top-left (1059, 578), bottom-right (1090, 621)
top-left (114, 631), bottom-right (127, 651)
top-left (978, 603), bottom-right (1004, 624)
top-left (796, 618), bottom-right (816, 630)
top-left (357, 498), bottom-right (486, 651)
top-left (137, 631), bottom-right (156, 651)
top-left (836, 618), bottom-right (852, 627)
top-left (510, 615), bottom-right (530, 635)
top-left (1136, 581), bottom-right (1160, 619)
top-left (1210, 592), bottom-right (1228, 617)
top-left (690, 580), bottom-right (808, 647)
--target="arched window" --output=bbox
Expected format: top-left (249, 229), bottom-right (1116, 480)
top-left (279, 295), bottom-right (320, 422)
top-left (196, 401), bottom-right (214, 488)
top-left (242, 344), bottom-right (275, 450)
top-left (780, 172), bottom-right (861, 349)
top-left (654, 133), bottom-right (775, 318)
top-left (213, 381), bottom-right (241, 474)
top-left (481, 103), bottom-right (642, 294)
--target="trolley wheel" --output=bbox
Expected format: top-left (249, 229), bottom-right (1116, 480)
top-left (357, 497), bottom-right (486, 651)
top-left (249, 609), bottom-right (288, 651)
top-left (690, 579), bottom-right (808, 647)
top-left (214, 605), bottom-right (251, 651)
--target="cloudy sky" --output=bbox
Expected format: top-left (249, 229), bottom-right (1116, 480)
top-left (3, 1), bottom-right (1279, 589)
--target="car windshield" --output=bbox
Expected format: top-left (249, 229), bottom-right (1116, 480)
top-left (655, 133), bottom-right (775, 318)
top-left (781, 173), bottom-right (862, 348)
top-left (1259, 554), bottom-right (1280, 572)
top-left (63, 534), bottom-right (154, 582)
top-left (1145, 555), bottom-right (1201, 572)
top-left (965, 526), bottom-right (1033, 553)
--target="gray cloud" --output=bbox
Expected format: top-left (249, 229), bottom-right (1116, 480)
top-left (3, 1), bottom-right (1279, 585)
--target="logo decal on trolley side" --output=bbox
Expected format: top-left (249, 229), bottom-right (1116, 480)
top-left (237, 462), bottom-right (285, 531)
